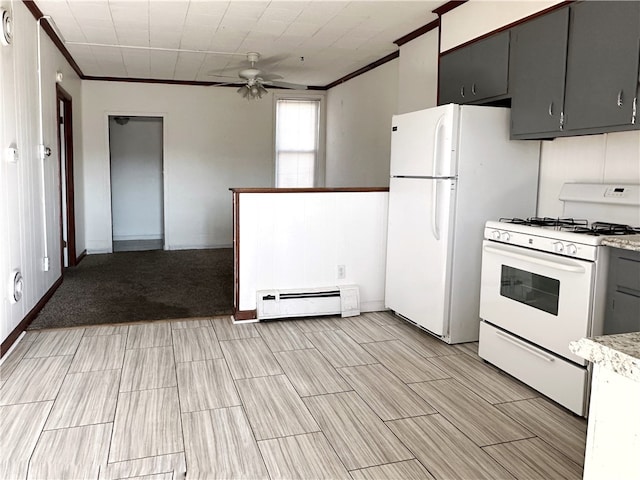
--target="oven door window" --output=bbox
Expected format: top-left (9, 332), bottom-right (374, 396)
top-left (500, 265), bottom-right (560, 315)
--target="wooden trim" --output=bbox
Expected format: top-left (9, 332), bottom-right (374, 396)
top-left (76, 249), bottom-right (87, 265)
top-left (84, 76), bottom-right (244, 87)
top-left (233, 309), bottom-right (258, 321)
top-left (440, 1), bottom-right (573, 55)
top-left (394, 19), bottom-right (440, 46)
top-left (433, 1), bottom-right (467, 17)
top-left (324, 51), bottom-right (399, 89)
top-left (56, 85), bottom-right (77, 268)
top-left (22, 1), bottom-right (84, 78)
top-left (1, 276), bottom-right (63, 357)
top-left (229, 187), bottom-right (390, 194)
top-left (233, 191), bottom-right (241, 319)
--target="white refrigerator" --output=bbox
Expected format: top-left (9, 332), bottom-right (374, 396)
top-left (385, 104), bottom-right (540, 344)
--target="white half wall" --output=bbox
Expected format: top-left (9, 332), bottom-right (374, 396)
top-left (238, 191), bottom-right (389, 313)
top-left (0, 1), bottom-right (83, 346)
top-left (109, 116), bottom-right (164, 242)
top-left (82, 82), bottom-right (312, 252)
top-left (325, 59), bottom-right (398, 187)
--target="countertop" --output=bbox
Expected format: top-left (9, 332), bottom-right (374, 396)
top-left (570, 332), bottom-right (640, 382)
top-left (601, 234), bottom-right (640, 252)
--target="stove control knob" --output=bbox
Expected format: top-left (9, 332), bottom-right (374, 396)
top-left (491, 230), bottom-right (501, 240)
top-left (566, 244), bottom-right (577, 255)
top-left (500, 232), bottom-right (511, 242)
top-left (553, 242), bottom-right (564, 253)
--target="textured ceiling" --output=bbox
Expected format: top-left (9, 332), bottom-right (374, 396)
top-left (34, 1), bottom-right (443, 87)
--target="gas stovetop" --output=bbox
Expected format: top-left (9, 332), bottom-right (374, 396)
top-left (498, 217), bottom-right (640, 236)
top-left (484, 218), bottom-right (640, 261)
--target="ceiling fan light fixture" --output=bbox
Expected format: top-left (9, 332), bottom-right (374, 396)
top-left (237, 85), bottom-right (250, 99)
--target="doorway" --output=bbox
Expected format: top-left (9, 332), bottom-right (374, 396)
top-left (56, 86), bottom-right (76, 268)
top-left (109, 116), bottom-right (164, 252)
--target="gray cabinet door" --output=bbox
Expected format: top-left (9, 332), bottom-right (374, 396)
top-left (470, 31), bottom-right (510, 102)
top-left (510, 7), bottom-right (569, 136)
top-left (605, 249), bottom-right (640, 335)
top-left (439, 31), bottom-right (510, 105)
top-left (439, 47), bottom-right (470, 104)
top-left (564, 1), bottom-right (640, 131)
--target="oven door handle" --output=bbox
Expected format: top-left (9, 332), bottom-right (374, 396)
top-left (483, 245), bottom-right (586, 273)
top-left (494, 329), bottom-right (556, 362)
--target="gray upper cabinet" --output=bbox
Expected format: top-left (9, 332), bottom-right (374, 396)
top-left (439, 31), bottom-right (510, 105)
top-left (563, 1), bottom-right (640, 132)
top-left (510, 8), bottom-right (569, 137)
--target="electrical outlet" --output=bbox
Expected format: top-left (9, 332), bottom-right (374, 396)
top-left (337, 264), bottom-right (346, 279)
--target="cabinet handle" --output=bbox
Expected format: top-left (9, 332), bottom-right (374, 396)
top-left (471, 83), bottom-right (477, 95)
top-left (548, 102), bottom-right (554, 116)
top-left (460, 86), bottom-right (465, 98)
top-left (617, 90), bottom-right (624, 107)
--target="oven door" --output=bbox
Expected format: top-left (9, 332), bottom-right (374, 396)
top-left (480, 240), bottom-right (595, 365)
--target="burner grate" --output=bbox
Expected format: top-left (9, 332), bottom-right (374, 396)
top-left (499, 217), bottom-right (589, 228)
top-left (590, 222), bottom-right (640, 236)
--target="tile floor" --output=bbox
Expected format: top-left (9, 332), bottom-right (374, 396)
top-left (0, 312), bottom-right (587, 479)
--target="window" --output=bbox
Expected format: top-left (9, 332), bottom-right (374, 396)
top-left (275, 98), bottom-right (321, 187)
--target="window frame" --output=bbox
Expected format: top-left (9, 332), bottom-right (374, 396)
top-left (272, 92), bottom-right (326, 188)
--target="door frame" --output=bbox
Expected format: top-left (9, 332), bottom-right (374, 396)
top-left (107, 113), bottom-right (166, 252)
top-left (56, 85), bottom-right (76, 267)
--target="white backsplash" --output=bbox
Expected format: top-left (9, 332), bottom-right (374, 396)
top-left (538, 130), bottom-right (640, 219)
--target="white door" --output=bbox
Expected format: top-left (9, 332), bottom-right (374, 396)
top-left (385, 177), bottom-right (455, 336)
top-left (479, 240), bottom-right (595, 364)
top-left (390, 104), bottom-right (458, 178)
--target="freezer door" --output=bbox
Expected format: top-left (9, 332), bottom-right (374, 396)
top-left (390, 104), bottom-right (458, 178)
top-left (385, 177), bottom-right (455, 336)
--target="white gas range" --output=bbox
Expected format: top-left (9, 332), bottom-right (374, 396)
top-left (478, 183), bottom-right (640, 416)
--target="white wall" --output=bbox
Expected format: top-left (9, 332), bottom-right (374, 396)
top-left (109, 117), bottom-right (164, 241)
top-left (325, 59), bottom-right (398, 187)
top-left (397, 29), bottom-right (439, 114)
top-left (538, 131), bottom-right (640, 217)
top-left (440, 0), bottom-right (563, 52)
top-left (0, 1), bottom-right (83, 346)
top-left (82, 82), bottom-right (311, 252)
top-left (238, 191), bottom-right (389, 313)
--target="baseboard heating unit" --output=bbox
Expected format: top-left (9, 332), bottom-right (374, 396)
top-left (256, 285), bottom-right (360, 320)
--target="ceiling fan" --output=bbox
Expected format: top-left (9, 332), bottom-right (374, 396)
top-left (208, 52), bottom-right (307, 100)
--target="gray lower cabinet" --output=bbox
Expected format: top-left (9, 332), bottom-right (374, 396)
top-left (510, 8), bottom-right (569, 138)
top-left (605, 248), bottom-right (640, 335)
top-left (439, 31), bottom-right (510, 105)
top-left (563, 1), bottom-right (640, 132)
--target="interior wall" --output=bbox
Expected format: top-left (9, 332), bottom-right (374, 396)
top-left (325, 59), bottom-right (398, 187)
top-left (82, 81), bottom-right (309, 252)
top-left (538, 131), bottom-right (640, 217)
top-left (0, 1), bottom-right (83, 347)
top-left (109, 117), bottom-right (164, 242)
top-left (440, 0), bottom-right (563, 52)
top-left (397, 28), bottom-right (439, 114)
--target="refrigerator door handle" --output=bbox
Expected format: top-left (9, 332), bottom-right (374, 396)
top-left (431, 180), bottom-right (440, 240)
top-left (432, 114), bottom-right (446, 178)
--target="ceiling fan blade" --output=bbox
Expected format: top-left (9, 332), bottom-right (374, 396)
top-left (259, 72), bottom-right (284, 81)
top-left (208, 81), bottom-right (241, 87)
top-left (265, 80), bottom-right (308, 90)
top-left (206, 72), bottom-right (239, 79)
